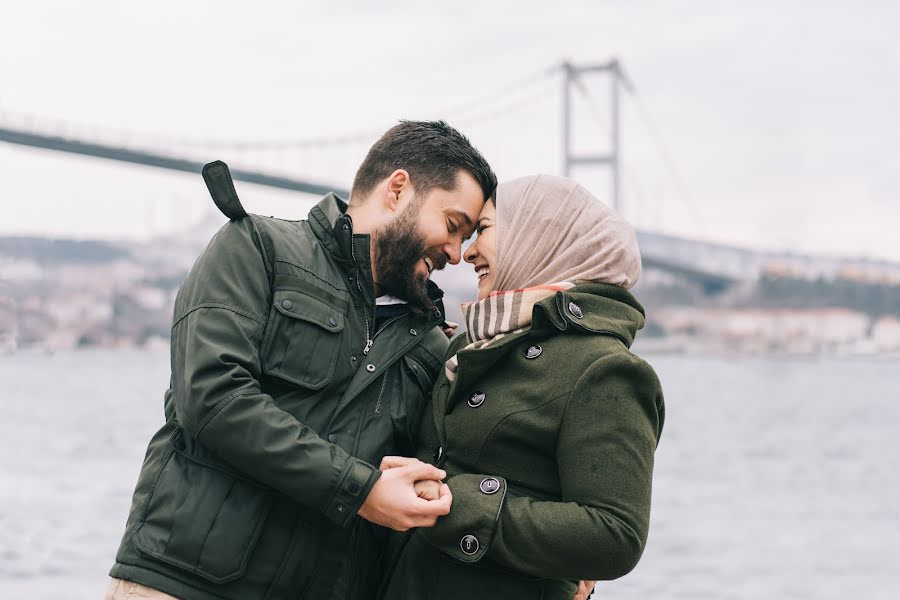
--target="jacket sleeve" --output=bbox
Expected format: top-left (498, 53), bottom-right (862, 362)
top-left (169, 218), bottom-right (379, 527)
top-left (422, 352), bottom-right (664, 580)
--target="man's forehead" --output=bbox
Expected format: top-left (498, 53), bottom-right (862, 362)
top-left (444, 171), bottom-right (485, 215)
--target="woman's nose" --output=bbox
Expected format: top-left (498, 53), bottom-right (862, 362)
top-left (463, 239), bottom-right (478, 263)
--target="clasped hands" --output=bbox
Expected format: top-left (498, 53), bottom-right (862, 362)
top-left (356, 455), bottom-right (451, 531)
top-left (358, 456), bottom-right (597, 600)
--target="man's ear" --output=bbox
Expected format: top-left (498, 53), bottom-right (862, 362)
top-left (385, 169), bottom-right (411, 212)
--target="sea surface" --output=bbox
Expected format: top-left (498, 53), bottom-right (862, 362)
top-left (2, 349), bottom-right (899, 599)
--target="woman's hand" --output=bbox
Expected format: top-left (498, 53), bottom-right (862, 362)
top-left (441, 321), bottom-right (459, 338)
top-left (414, 479), bottom-right (443, 500)
top-left (380, 455), bottom-right (449, 506)
top-left (359, 458), bottom-right (451, 531)
top-left (574, 580), bottom-right (595, 600)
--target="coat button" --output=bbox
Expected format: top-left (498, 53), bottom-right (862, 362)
top-left (281, 299), bottom-right (293, 310)
top-left (409, 328), bottom-right (418, 336)
top-left (460, 534), bottom-right (480, 556)
top-left (568, 302), bottom-right (583, 319)
top-left (479, 477), bottom-right (501, 495)
top-left (468, 391), bottom-right (486, 408)
top-left (329, 316), bottom-right (338, 327)
top-left (327, 433), bottom-right (337, 443)
top-left (433, 445), bottom-right (443, 464)
top-left (366, 364), bottom-right (376, 373)
top-left (525, 345), bottom-right (543, 359)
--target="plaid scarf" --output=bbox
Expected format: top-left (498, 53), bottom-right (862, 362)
top-left (444, 282), bottom-right (574, 382)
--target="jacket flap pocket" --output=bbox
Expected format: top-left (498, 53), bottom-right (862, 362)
top-left (273, 289), bottom-right (345, 332)
top-left (134, 446), bottom-right (274, 584)
top-left (262, 289), bottom-right (346, 390)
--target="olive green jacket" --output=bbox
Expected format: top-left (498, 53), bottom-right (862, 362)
top-left (381, 283), bottom-right (665, 600)
top-left (110, 194), bottom-right (449, 600)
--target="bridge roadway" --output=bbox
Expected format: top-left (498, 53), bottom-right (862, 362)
top-left (641, 255), bottom-right (737, 294)
top-left (0, 126), bottom-right (342, 197)
top-left (1, 124), bottom-right (737, 293)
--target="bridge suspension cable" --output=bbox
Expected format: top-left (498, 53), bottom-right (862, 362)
top-left (623, 87), bottom-right (708, 233)
top-left (0, 65), bottom-right (565, 154)
top-left (1, 60), bottom-right (703, 239)
top-left (563, 64), bottom-right (707, 234)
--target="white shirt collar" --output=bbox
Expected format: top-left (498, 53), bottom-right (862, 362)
top-left (376, 294), bottom-right (408, 306)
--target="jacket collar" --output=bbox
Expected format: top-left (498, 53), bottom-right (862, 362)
top-left (531, 282), bottom-right (645, 347)
top-left (307, 193), bottom-right (447, 320)
top-left (438, 282), bottom-right (645, 418)
top-left (307, 192), bottom-right (375, 299)
top-left (309, 192), bottom-right (353, 258)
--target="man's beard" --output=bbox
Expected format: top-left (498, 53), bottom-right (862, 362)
top-left (373, 200), bottom-right (445, 312)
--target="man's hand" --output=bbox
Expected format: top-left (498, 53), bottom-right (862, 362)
top-left (358, 459), bottom-right (452, 531)
top-left (382, 456), bottom-right (444, 500)
top-left (379, 456), bottom-right (422, 470)
top-left (574, 580), bottom-right (595, 600)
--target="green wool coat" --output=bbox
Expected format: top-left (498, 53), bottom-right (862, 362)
top-left (380, 283), bottom-right (665, 600)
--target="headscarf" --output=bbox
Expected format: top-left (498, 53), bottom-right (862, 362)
top-left (445, 175), bottom-right (642, 381)
top-left (492, 174), bottom-right (641, 292)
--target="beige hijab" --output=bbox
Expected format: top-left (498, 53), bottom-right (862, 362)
top-left (493, 174), bottom-right (642, 292)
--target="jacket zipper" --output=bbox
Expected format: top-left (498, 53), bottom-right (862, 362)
top-left (373, 370), bottom-right (390, 416)
top-left (371, 315), bottom-right (405, 416)
top-left (348, 231), bottom-right (374, 355)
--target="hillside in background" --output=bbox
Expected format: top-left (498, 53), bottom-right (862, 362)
top-left (3, 221), bottom-right (900, 355)
top-left (0, 237), bottom-right (131, 263)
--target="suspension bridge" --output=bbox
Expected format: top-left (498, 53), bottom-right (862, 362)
top-left (0, 60), bottom-right (734, 292)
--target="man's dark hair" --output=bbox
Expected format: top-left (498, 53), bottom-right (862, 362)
top-left (350, 120), bottom-right (497, 204)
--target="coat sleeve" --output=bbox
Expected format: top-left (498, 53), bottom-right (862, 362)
top-left (169, 218), bottom-right (379, 527)
top-left (421, 352), bottom-right (664, 580)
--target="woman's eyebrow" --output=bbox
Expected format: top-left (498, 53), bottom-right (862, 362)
top-left (463, 218), bottom-right (485, 243)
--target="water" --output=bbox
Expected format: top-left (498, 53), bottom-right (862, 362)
top-left (2, 350), bottom-right (898, 599)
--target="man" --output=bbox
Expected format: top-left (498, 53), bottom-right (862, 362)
top-left (106, 120), bottom-right (497, 600)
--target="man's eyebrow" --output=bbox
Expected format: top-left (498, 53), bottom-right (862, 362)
top-left (447, 209), bottom-right (474, 227)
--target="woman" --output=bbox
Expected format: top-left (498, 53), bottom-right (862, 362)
top-left (380, 174), bottom-right (665, 600)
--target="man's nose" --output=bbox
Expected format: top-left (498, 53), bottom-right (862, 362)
top-left (444, 241), bottom-right (462, 265)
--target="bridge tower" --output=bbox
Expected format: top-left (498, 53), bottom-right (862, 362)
top-left (561, 59), bottom-right (631, 213)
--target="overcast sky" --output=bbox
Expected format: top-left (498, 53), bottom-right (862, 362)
top-left (2, 1), bottom-right (898, 261)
